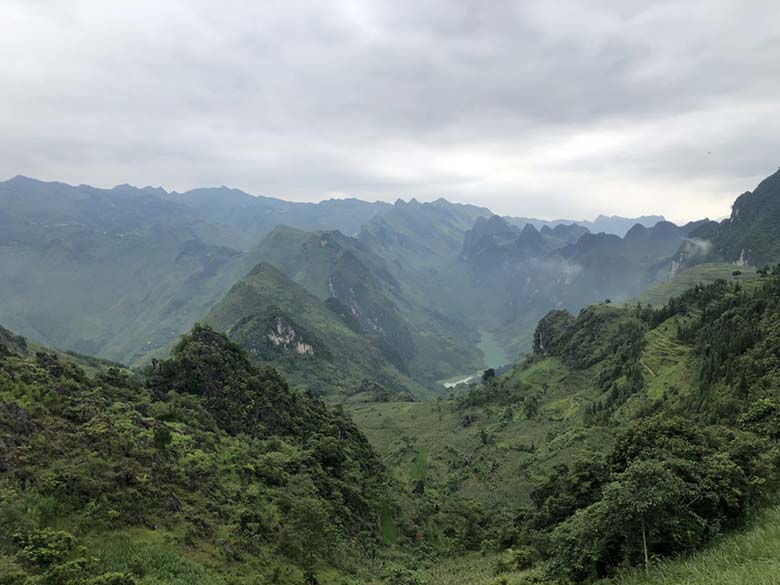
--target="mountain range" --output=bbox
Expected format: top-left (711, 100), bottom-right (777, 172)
top-left (509, 213), bottom-right (667, 237)
top-left (0, 175), bottom-right (685, 385)
top-left (675, 169), bottom-right (780, 267)
top-left (2, 170), bottom-right (780, 398)
top-left (3, 169), bottom-right (780, 583)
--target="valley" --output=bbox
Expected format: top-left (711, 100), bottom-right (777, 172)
top-left (438, 330), bottom-right (509, 388)
top-left (478, 330), bottom-right (510, 370)
top-left (4, 4), bottom-right (779, 583)
top-left (2, 170), bottom-right (780, 585)
top-left (0, 176), bottom-right (713, 393)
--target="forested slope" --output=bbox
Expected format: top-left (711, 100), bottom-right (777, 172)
top-left (247, 226), bottom-right (483, 385)
top-left (0, 324), bottom-right (393, 584)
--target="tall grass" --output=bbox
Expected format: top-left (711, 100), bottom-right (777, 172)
top-left (606, 507), bottom-right (780, 585)
top-left (87, 529), bottom-right (229, 585)
top-left (420, 553), bottom-right (532, 585)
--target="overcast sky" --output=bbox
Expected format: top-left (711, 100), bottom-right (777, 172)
top-left (3, 1), bottom-right (779, 222)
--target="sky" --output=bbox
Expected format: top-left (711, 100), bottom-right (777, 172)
top-left (3, 1), bottom-right (780, 223)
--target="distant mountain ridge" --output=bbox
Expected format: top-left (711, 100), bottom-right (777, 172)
top-left (0, 175), bottom-right (249, 363)
top-left (246, 203), bottom-right (702, 378)
top-left (682, 169), bottom-right (780, 266)
top-left (0, 175), bottom-right (393, 364)
top-left (4, 170), bottom-right (780, 392)
top-left (662, 170), bottom-right (780, 275)
top-left (445, 215), bottom-right (703, 359)
top-left (509, 213), bottom-right (667, 237)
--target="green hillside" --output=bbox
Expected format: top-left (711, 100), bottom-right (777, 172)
top-left (352, 355), bottom-right (611, 507)
top-left (0, 324), bottom-right (392, 584)
top-left (5, 171), bottom-right (780, 584)
top-left (604, 506), bottom-right (780, 585)
top-left (4, 267), bottom-right (780, 584)
top-left (351, 271), bottom-right (780, 582)
top-left (205, 262), bottom-right (432, 401)
top-left (248, 226), bottom-right (484, 384)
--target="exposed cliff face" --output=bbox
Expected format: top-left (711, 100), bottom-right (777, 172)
top-left (267, 317), bottom-right (315, 356)
top-left (221, 310), bottom-right (329, 363)
top-left (679, 170), bottom-right (780, 266)
top-left (204, 262), bottom-right (432, 401)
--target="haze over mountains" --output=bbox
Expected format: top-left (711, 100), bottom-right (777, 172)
top-left (3, 171), bottom-right (779, 399)
top-left (5, 1), bottom-right (780, 582)
top-left (509, 214), bottom-right (667, 237)
top-left (4, 168), bottom-right (780, 585)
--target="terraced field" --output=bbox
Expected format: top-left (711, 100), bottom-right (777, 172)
top-left (636, 263), bottom-right (757, 307)
top-left (639, 320), bottom-right (693, 400)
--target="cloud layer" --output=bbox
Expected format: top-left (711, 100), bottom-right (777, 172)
top-left (3, 0), bottom-right (779, 221)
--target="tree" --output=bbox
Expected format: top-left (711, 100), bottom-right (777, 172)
top-left (550, 456), bottom-right (736, 581)
top-left (530, 453), bottom-right (608, 529)
top-left (153, 425), bottom-right (172, 450)
top-left (522, 395), bottom-right (539, 419)
top-left (605, 460), bottom-right (689, 572)
top-left (548, 417), bottom-right (759, 582)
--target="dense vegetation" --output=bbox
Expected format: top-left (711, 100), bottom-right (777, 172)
top-left (4, 272), bottom-right (780, 583)
top-left (516, 273), bottom-right (780, 580)
top-left (0, 324), bottom-right (394, 583)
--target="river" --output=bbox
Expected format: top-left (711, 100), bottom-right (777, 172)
top-left (438, 330), bottom-right (510, 388)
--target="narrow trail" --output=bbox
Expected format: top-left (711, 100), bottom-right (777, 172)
top-left (640, 358), bottom-right (657, 377)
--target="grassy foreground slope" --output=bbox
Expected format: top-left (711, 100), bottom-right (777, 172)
top-left (352, 299), bottom-right (685, 509)
top-left (412, 505), bottom-right (780, 585)
top-left (606, 506), bottom-right (780, 585)
top-left (351, 355), bottom-right (612, 507)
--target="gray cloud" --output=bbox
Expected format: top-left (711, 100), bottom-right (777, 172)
top-left (2, 0), bottom-right (779, 221)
